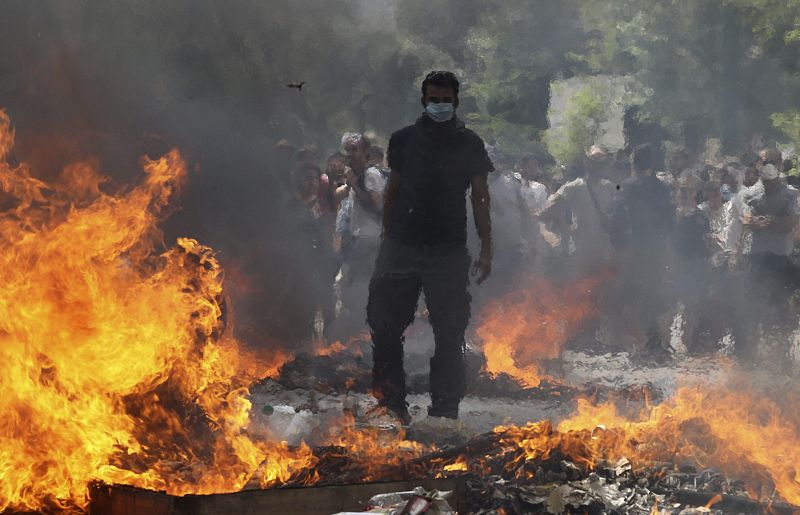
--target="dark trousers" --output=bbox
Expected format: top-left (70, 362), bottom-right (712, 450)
top-left (734, 252), bottom-right (798, 360)
top-left (367, 238), bottom-right (472, 408)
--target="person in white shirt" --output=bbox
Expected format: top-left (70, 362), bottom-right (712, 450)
top-left (331, 132), bottom-right (387, 338)
top-left (542, 147), bottom-right (616, 278)
top-left (728, 150), bottom-right (800, 360)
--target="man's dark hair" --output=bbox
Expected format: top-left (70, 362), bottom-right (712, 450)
top-left (326, 151), bottom-right (346, 164)
top-left (421, 70), bottom-right (460, 96)
top-left (632, 143), bottom-right (654, 173)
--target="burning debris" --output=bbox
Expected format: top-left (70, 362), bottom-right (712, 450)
top-left (476, 274), bottom-right (609, 388)
top-left (3, 104), bottom-right (800, 515)
top-left (0, 109), bottom-right (315, 511)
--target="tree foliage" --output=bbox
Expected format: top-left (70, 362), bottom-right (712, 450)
top-left (2, 0), bottom-right (800, 165)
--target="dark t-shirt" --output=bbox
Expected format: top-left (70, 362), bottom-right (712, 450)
top-left (611, 174), bottom-right (674, 254)
top-left (385, 115), bottom-right (494, 246)
top-left (675, 210), bottom-right (710, 260)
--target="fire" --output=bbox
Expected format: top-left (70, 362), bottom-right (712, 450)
top-left (5, 104), bottom-right (800, 511)
top-left (443, 455), bottom-right (468, 472)
top-left (321, 413), bottom-right (428, 482)
top-left (493, 383), bottom-right (800, 505)
top-left (475, 274), bottom-right (605, 387)
top-left (312, 331), bottom-right (369, 358)
top-left (314, 341), bottom-right (351, 357)
top-left (0, 110), bottom-right (314, 511)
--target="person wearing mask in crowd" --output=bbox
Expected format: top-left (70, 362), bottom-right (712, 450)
top-left (367, 70), bottom-right (494, 423)
top-left (331, 132), bottom-right (387, 338)
top-left (729, 149), bottom-right (800, 361)
top-left (611, 143), bottom-right (675, 360)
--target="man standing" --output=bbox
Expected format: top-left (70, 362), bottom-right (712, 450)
top-left (730, 151), bottom-right (799, 360)
top-left (610, 144), bottom-right (675, 360)
top-left (367, 71), bottom-right (494, 423)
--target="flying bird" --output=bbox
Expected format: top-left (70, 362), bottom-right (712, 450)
top-left (286, 81), bottom-right (305, 91)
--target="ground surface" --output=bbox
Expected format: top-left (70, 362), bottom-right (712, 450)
top-left (247, 347), bottom-right (743, 446)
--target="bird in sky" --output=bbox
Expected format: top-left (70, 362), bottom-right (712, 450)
top-left (286, 81), bottom-right (305, 91)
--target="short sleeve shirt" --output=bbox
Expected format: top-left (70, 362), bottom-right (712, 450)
top-left (349, 166), bottom-right (386, 239)
top-left (385, 116), bottom-right (494, 246)
top-left (520, 179), bottom-right (549, 216)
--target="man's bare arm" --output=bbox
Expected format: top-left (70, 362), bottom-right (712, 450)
top-left (382, 169), bottom-right (401, 234)
top-left (471, 173), bottom-right (492, 284)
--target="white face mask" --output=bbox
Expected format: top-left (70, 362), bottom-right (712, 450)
top-left (425, 102), bottom-right (455, 123)
top-left (761, 163), bottom-right (779, 181)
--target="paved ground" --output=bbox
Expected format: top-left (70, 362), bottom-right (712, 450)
top-left (246, 347), bottom-right (741, 447)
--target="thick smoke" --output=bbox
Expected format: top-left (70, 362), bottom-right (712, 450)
top-left (2, 0), bottom-right (799, 364)
top-left (0, 0), bottom-right (419, 349)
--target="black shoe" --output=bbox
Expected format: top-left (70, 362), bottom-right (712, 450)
top-left (427, 402), bottom-right (459, 420)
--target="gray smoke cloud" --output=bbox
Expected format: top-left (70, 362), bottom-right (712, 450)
top-left (2, 0), bottom-right (798, 365)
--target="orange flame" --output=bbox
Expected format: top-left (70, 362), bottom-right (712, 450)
top-left (443, 454), bottom-right (468, 472)
top-left (321, 413), bottom-right (427, 481)
top-left (475, 274), bottom-right (605, 387)
top-left (494, 383), bottom-right (800, 505)
top-left (312, 332), bottom-right (367, 358)
top-left (0, 109), bottom-right (314, 511)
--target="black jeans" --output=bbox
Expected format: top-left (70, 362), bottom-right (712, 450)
top-left (367, 238), bottom-right (472, 408)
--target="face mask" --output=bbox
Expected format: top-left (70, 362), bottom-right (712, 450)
top-left (425, 102), bottom-right (454, 123)
top-left (760, 163), bottom-right (779, 181)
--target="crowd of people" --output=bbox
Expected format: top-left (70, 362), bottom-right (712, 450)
top-left (490, 141), bottom-right (800, 364)
top-left (273, 132), bottom-right (391, 346)
top-left (275, 127), bottom-right (800, 366)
